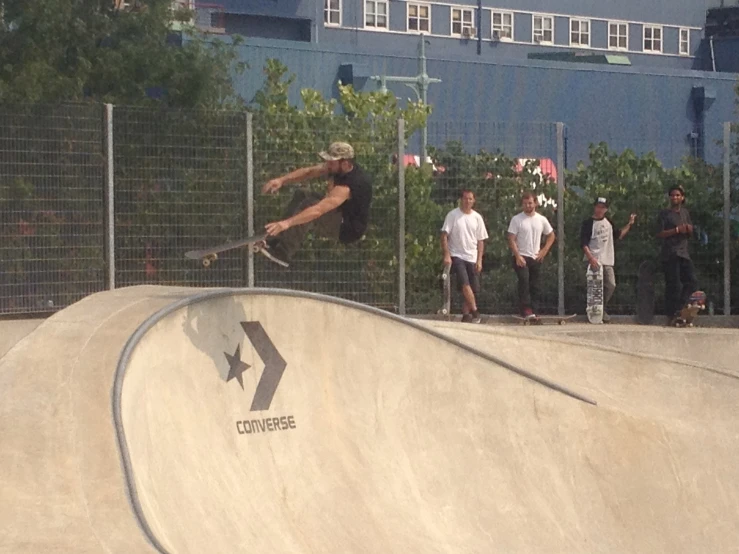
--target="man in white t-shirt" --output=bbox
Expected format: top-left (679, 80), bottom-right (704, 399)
top-left (440, 189), bottom-right (489, 323)
top-left (506, 191), bottom-right (556, 319)
top-left (580, 197), bottom-right (636, 322)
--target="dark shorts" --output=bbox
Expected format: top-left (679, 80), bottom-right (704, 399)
top-left (451, 257), bottom-right (480, 294)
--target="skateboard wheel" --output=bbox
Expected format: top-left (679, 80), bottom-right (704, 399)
top-left (558, 320), bottom-right (565, 325)
top-left (202, 259), bottom-right (211, 268)
top-left (441, 309), bottom-right (448, 315)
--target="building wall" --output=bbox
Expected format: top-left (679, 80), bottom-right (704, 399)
top-left (230, 38), bottom-right (737, 167)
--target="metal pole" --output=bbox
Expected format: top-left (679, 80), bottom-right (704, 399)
top-left (105, 103), bottom-right (115, 290)
top-left (398, 118), bottom-right (406, 315)
top-left (419, 37), bottom-right (428, 165)
top-left (556, 122), bottom-right (566, 316)
top-left (723, 121), bottom-right (731, 315)
top-left (246, 112), bottom-right (255, 288)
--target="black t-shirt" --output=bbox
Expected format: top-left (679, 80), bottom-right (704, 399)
top-left (333, 162), bottom-right (372, 243)
top-left (657, 207), bottom-right (692, 260)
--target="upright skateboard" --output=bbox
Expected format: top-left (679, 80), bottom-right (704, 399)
top-left (512, 314), bottom-right (576, 326)
top-left (438, 263), bottom-right (451, 317)
top-left (185, 233), bottom-right (287, 268)
top-left (586, 264), bottom-right (604, 324)
top-left (636, 260), bottom-right (656, 324)
top-left (672, 290), bottom-right (706, 327)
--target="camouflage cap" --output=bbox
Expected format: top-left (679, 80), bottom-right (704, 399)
top-left (319, 142), bottom-right (355, 161)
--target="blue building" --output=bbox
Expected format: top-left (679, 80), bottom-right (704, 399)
top-left (200, 1), bottom-right (739, 166)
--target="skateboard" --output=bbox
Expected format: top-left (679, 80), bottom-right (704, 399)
top-left (672, 290), bottom-right (706, 327)
top-left (512, 314), bottom-right (576, 326)
top-left (586, 264), bottom-right (604, 324)
top-left (636, 260), bottom-right (656, 324)
top-left (438, 263), bottom-right (452, 317)
top-left (185, 233), bottom-right (268, 267)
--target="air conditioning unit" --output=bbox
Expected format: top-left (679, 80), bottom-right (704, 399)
top-left (462, 26), bottom-right (476, 38)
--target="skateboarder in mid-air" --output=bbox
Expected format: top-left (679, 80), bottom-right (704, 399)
top-left (580, 197), bottom-right (636, 322)
top-left (440, 189), bottom-right (489, 323)
top-left (655, 184), bottom-right (699, 325)
top-left (258, 142), bottom-right (373, 267)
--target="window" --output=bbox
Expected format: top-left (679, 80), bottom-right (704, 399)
top-left (533, 15), bottom-right (553, 44)
top-left (491, 11), bottom-right (513, 41)
top-left (451, 8), bottom-right (474, 37)
top-left (679, 28), bottom-right (690, 55)
top-left (570, 18), bottom-right (590, 47)
top-left (324, 0), bottom-right (340, 26)
top-left (643, 25), bottom-right (662, 52)
top-left (365, 0), bottom-right (388, 29)
top-left (608, 22), bottom-right (628, 50)
top-left (407, 3), bottom-right (430, 33)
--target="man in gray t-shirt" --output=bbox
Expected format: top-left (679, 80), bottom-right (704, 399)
top-left (655, 185), bottom-right (698, 319)
top-left (580, 197), bottom-right (635, 322)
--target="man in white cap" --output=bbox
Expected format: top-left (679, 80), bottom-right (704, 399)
top-left (259, 141), bottom-right (372, 267)
top-left (580, 197), bottom-right (636, 322)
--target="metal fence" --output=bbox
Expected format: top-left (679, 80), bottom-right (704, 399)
top-left (0, 103), bottom-right (736, 319)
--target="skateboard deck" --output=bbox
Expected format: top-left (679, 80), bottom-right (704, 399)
top-left (673, 290), bottom-right (706, 327)
top-left (438, 263), bottom-right (452, 317)
top-left (185, 233), bottom-right (267, 267)
top-left (512, 314), bottom-right (576, 326)
top-left (586, 264), bottom-right (604, 324)
top-left (636, 260), bottom-right (656, 324)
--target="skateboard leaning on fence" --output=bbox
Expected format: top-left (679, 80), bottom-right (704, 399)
top-left (636, 260), bottom-right (657, 325)
top-left (185, 233), bottom-right (287, 268)
top-left (586, 264), bottom-right (604, 324)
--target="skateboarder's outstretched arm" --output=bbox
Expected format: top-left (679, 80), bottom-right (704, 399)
top-left (265, 186), bottom-right (350, 236)
top-left (263, 164), bottom-right (329, 194)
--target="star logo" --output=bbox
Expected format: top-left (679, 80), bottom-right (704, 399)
top-left (224, 344), bottom-right (251, 389)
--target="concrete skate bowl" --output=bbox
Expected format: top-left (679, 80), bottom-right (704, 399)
top-left (2, 286), bottom-right (738, 553)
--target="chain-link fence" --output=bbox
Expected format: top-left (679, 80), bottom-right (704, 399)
top-left (1, 103), bottom-right (737, 319)
top-left (0, 104), bottom-right (105, 314)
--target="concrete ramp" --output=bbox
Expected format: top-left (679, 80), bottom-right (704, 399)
top-left (2, 286), bottom-right (738, 553)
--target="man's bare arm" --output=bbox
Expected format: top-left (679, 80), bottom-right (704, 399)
top-left (263, 164), bottom-right (329, 194)
top-left (441, 232), bottom-right (451, 265)
top-left (265, 186), bottom-right (349, 236)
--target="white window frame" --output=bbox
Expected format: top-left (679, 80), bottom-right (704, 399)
top-left (364, 0), bottom-right (388, 30)
top-left (451, 7), bottom-right (474, 37)
top-left (643, 25), bottom-right (662, 53)
top-left (324, 0), bottom-right (341, 26)
top-left (407, 3), bottom-right (430, 34)
top-left (607, 21), bottom-right (628, 51)
top-left (679, 27), bottom-right (690, 56)
top-left (570, 18), bottom-right (590, 47)
top-left (491, 10), bottom-right (513, 41)
top-left (532, 15), bottom-right (553, 44)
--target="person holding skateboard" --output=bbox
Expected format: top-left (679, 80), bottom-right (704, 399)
top-left (440, 189), bottom-right (489, 323)
top-left (259, 142), bottom-right (372, 267)
top-left (655, 184), bottom-right (698, 325)
top-left (580, 197), bottom-right (636, 322)
top-left (507, 192), bottom-right (556, 320)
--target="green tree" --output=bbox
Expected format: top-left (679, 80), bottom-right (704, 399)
top-left (0, 0), bottom-right (244, 107)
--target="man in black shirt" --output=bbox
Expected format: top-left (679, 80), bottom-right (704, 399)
top-left (259, 142), bottom-right (373, 267)
top-left (656, 185), bottom-right (698, 322)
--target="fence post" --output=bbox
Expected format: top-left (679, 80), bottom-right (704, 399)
top-left (105, 103), bottom-right (115, 290)
top-left (246, 112), bottom-right (255, 288)
top-left (556, 122), bottom-right (565, 316)
top-left (723, 121), bottom-right (731, 315)
top-left (398, 118), bottom-right (406, 316)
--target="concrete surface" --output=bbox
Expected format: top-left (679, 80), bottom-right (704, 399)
top-left (0, 319), bottom-right (43, 358)
top-left (1, 286), bottom-right (738, 553)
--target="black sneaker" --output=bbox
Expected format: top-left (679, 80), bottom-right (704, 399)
top-left (461, 313), bottom-right (474, 323)
top-left (471, 310), bottom-right (481, 323)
